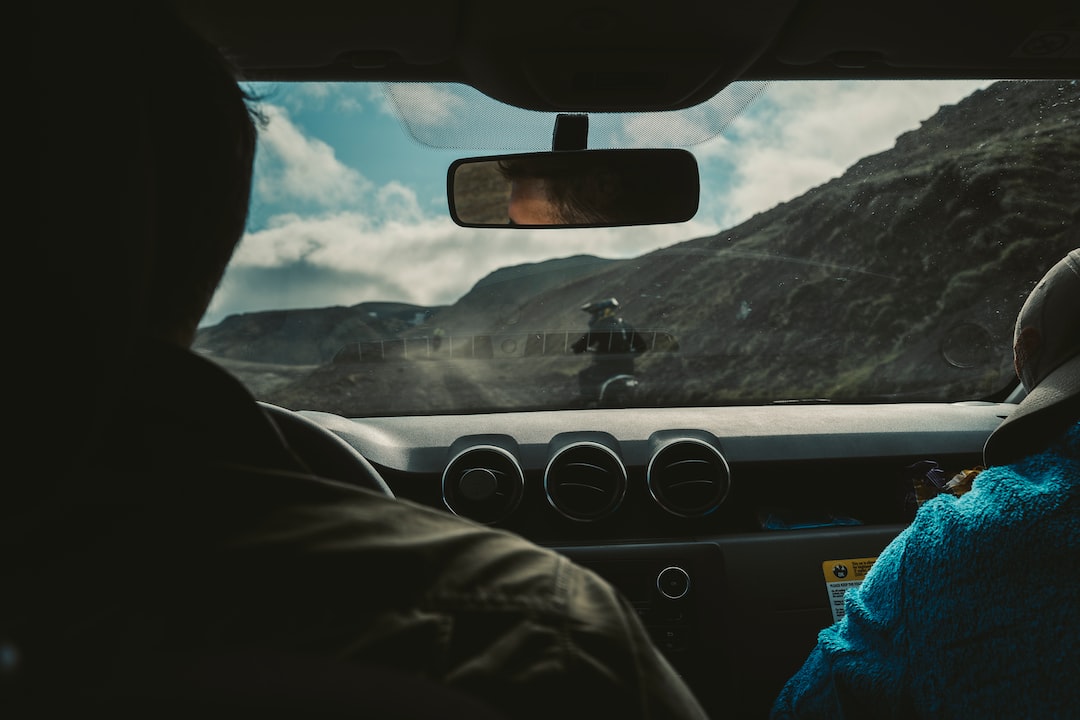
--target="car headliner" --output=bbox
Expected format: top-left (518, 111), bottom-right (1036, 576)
top-left (170, 0), bottom-right (1077, 113)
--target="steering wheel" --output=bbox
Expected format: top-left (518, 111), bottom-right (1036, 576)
top-left (258, 402), bottom-right (394, 497)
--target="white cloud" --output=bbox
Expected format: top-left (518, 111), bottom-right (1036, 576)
top-left (336, 95), bottom-right (365, 114)
top-left (619, 111), bottom-right (718, 147)
top-left (205, 208), bottom-right (719, 324)
top-left (254, 104), bottom-right (372, 206)
top-left (251, 82), bottom-right (367, 115)
top-left (695, 80), bottom-right (992, 227)
top-left (382, 83), bottom-right (468, 127)
top-left (298, 83), bottom-right (332, 102)
top-left (615, 82), bottom-right (768, 148)
top-left (374, 181), bottom-right (425, 223)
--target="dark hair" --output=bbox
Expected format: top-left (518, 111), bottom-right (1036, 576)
top-left (142, 8), bottom-right (259, 341)
top-left (39, 3), bottom-right (257, 349)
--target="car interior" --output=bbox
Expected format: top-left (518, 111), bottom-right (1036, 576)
top-left (23, 1), bottom-right (1078, 718)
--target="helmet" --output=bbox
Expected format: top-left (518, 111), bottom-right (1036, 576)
top-left (581, 297), bottom-right (619, 314)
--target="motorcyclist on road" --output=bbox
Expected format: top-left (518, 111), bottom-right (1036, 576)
top-left (571, 298), bottom-right (647, 406)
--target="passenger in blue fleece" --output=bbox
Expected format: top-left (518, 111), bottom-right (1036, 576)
top-left (772, 249), bottom-right (1080, 719)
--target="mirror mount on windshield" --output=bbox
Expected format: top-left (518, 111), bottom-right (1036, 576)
top-left (552, 113), bottom-right (588, 151)
top-left (448, 148), bottom-right (699, 228)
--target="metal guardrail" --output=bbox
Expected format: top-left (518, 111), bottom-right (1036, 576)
top-left (332, 330), bottom-right (681, 363)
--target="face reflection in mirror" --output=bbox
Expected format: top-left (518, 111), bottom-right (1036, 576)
top-left (508, 177), bottom-right (563, 225)
top-left (499, 156), bottom-right (616, 226)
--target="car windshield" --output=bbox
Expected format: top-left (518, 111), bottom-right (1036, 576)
top-left (198, 78), bottom-right (1079, 417)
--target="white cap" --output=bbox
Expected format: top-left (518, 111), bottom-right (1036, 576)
top-left (984, 249), bottom-right (1080, 466)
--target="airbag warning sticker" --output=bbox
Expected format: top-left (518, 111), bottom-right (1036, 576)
top-left (822, 557), bottom-right (878, 623)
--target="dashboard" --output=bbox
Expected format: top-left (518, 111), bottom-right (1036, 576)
top-left (300, 401), bottom-right (1009, 717)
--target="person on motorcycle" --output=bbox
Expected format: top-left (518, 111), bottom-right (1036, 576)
top-left (571, 298), bottom-right (647, 406)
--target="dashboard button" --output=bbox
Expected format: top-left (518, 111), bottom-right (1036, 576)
top-left (652, 627), bottom-right (690, 652)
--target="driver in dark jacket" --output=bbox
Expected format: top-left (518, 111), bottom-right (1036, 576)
top-left (18, 6), bottom-right (707, 720)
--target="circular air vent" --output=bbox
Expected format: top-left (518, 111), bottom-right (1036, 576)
top-left (442, 446), bottom-right (524, 524)
top-left (544, 442), bottom-right (627, 521)
top-left (647, 439), bottom-right (730, 517)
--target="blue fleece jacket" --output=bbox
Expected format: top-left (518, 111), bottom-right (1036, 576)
top-left (772, 422), bottom-right (1079, 719)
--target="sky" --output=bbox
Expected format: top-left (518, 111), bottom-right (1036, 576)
top-left (202, 79), bottom-right (991, 327)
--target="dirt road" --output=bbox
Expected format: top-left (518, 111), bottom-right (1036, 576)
top-left (222, 355), bottom-right (581, 416)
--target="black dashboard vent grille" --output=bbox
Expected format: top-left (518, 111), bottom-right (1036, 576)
top-left (442, 446), bottom-right (524, 524)
top-left (544, 442), bottom-right (627, 521)
top-left (647, 439), bottom-right (731, 517)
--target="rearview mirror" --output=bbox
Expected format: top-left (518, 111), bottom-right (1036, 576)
top-left (448, 149), bottom-right (699, 228)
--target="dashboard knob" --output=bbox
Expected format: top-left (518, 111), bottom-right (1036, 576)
top-left (656, 566), bottom-right (691, 600)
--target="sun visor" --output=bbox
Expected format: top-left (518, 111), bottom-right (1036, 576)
top-left (516, 49), bottom-right (769, 113)
top-left (454, 0), bottom-right (799, 113)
